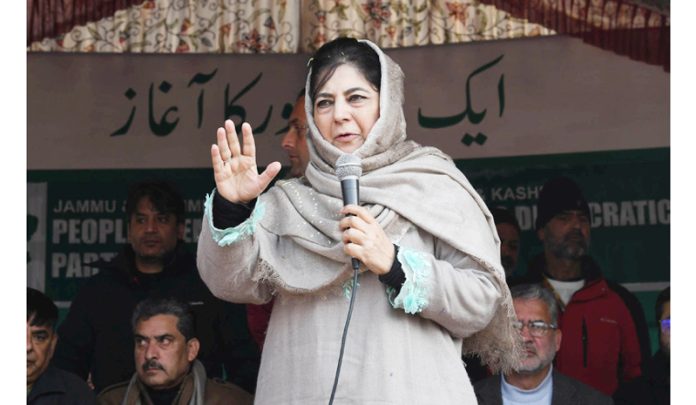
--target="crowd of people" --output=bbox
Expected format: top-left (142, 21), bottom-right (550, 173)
top-left (28, 37), bottom-right (669, 404)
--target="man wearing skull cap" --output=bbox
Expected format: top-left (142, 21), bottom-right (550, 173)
top-left (517, 176), bottom-right (650, 396)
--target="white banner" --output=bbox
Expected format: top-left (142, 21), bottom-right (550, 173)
top-left (27, 36), bottom-right (669, 170)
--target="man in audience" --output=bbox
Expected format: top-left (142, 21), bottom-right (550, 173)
top-left (280, 89), bottom-right (310, 179)
top-left (98, 298), bottom-right (252, 405)
top-left (52, 180), bottom-right (259, 393)
top-left (246, 90), bottom-right (309, 351)
top-left (491, 207), bottom-right (521, 278)
top-left (464, 207), bottom-right (522, 382)
top-left (28, 287), bottom-right (96, 404)
top-left (521, 176), bottom-right (650, 395)
top-left (614, 286), bottom-right (670, 405)
top-left (474, 283), bottom-right (612, 404)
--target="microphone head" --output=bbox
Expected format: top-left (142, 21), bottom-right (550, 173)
top-left (335, 154), bottom-right (363, 180)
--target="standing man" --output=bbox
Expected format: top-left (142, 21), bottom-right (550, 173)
top-left (246, 90), bottom-right (309, 351)
top-left (464, 207), bottom-right (522, 383)
top-left (491, 207), bottom-right (521, 278)
top-left (28, 288), bottom-right (96, 405)
top-left (474, 283), bottom-right (612, 404)
top-left (524, 176), bottom-right (650, 395)
top-left (280, 89), bottom-right (310, 179)
top-left (52, 180), bottom-right (258, 394)
top-left (98, 298), bottom-right (252, 405)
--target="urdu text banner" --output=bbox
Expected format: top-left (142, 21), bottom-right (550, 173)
top-left (27, 37), bottom-right (669, 342)
top-left (27, 35), bottom-right (668, 170)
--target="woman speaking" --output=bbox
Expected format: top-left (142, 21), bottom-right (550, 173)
top-left (197, 37), bottom-right (521, 404)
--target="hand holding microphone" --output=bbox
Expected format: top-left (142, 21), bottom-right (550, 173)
top-left (336, 154), bottom-right (394, 275)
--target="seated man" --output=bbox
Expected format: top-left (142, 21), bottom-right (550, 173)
top-left (98, 298), bottom-right (252, 405)
top-left (53, 180), bottom-right (259, 394)
top-left (614, 286), bottom-right (670, 405)
top-left (27, 288), bottom-right (96, 404)
top-left (474, 283), bottom-right (612, 405)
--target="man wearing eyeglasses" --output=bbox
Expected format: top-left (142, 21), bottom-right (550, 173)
top-left (614, 286), bottom-right (670, 405)
top-left (474, 283), bottom-right (612, 404)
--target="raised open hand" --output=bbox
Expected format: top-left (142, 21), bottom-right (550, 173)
top-left (211, 120), bottom-right (281, 204)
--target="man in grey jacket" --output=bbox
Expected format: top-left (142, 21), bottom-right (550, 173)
top-left (474, 283), bottom-right (612, 405)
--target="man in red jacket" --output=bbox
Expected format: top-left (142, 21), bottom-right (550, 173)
top-left (519, 176), bottom-right (650, 396)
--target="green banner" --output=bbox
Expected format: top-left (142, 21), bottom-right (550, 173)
top-left (27, 148), bottom-right (669, 350)
top-left (458, 147), bottom-right (670, 284)
top-left (27, 169), bottom-right (217, 303)
top-left (456, 147), bottom-right (669, 352)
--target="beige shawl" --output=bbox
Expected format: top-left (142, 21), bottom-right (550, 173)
top-left (252, 39), bottom-right (522, 373)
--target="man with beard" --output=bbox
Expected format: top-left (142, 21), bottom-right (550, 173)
top-left (52, 181), bottom-right (259, 394)
top-left (474, 283), bottom-right (612, 404)
top-left (98, 298), bottom-right (252, 405)
top-left (464, 207), bottom-right (523, 383)
top-left (519, 176), bottom-right (650, 395)
top-left (491, 207), bottom-right (521, 279)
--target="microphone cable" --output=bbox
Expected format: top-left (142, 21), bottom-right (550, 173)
top-left (330, 153), bottom-right (363, 404)
top-left (327, 260), bottom-right (360, 405)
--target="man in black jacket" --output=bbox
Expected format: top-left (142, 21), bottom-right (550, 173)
top-left (28, 287), bottom-right (96, 405)
top-left (614, 287), bottom-right (670, 405)
top-left (51, 180), bottom-right (259, 394)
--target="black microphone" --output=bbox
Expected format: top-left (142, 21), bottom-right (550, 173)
top-left (335, 154), bottom-right (362, 271)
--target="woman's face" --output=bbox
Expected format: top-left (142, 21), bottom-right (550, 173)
top-left (313, 64), bottom-right (380, 154)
